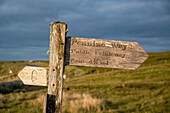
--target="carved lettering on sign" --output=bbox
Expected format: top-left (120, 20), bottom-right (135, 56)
top-left (95, 51), bottom-right (126, 58)
top-left (111, 42), bottom-right (127, 50)
top-left (31, 70), bottom-right (37, 83)
top-left (89, 59), bottom-right (109, 65)
top-left (70, 58), bottom-right (84, 64)
top-left (70, 49), bottom-right (90, 55)
top-left (71, 40), bottom-right (105, 47)
top-left (71, 39), bottom-right (128, 50)
top-left (65, 37), bottom-right (149, 70)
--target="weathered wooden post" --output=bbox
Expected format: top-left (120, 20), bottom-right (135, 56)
top-left (18, 21), bottom-right (149, 113)
top-left (44, 22), bottom-right (67, 113)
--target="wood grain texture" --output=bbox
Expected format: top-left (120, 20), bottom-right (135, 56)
top-left (43, 94), bottom-right (47, 113)
top-left (65, 37), bottom-right (149, 70)
top-left (47, 22), bottom-right (66, 113)
top-left (18, 66), bottom-right (47, 86)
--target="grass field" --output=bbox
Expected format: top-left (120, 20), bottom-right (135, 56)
top-left (0, 51), bottom-right (170, 113)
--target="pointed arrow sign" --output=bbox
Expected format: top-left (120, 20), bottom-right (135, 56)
top-left (18, 66), bottom-right (47, 86)
top-left (18, 37), bottom-right (149, 86)
top-left (64, 37), bottom-right (149, 70)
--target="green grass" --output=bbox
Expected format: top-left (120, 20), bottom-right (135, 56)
top-left (0, 51), bottom-right (170, 113)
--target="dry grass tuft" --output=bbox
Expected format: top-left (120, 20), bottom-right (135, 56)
top-left (30, 92), bottom-right (103, 113)
top-left (0, 93), bottom-right (4, 101)
top-left (35, 94), bottom-right (44, 106)
top-left (63, 92), bottom-right (103, 113)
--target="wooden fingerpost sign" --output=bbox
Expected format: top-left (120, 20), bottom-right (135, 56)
top-left (18, 21), bottom-right (149, 113)
top-left (44, 22), bottom-right (67, 113)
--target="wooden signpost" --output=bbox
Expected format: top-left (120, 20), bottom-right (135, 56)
top-left (65, 37), bottom-right (148, 70)
top-left (18, 22), bottom-right (149, 113)
top-left (18, 66), bottom-right (47, 86)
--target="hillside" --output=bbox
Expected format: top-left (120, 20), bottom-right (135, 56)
top-left (0, 51), bottom-right (170, 113)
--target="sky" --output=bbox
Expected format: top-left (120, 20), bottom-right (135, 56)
top-left (0, 0), bottom-right (170, 61)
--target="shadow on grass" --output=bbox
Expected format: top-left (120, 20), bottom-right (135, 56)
top-left (0, 80), bottom-right (47, 94)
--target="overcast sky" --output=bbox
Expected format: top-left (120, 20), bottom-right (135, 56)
top-left (0, 0), bottom-right (170, 61)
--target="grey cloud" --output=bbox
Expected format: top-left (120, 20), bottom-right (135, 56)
top-left (0, 0), bottom-right (170, 61)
